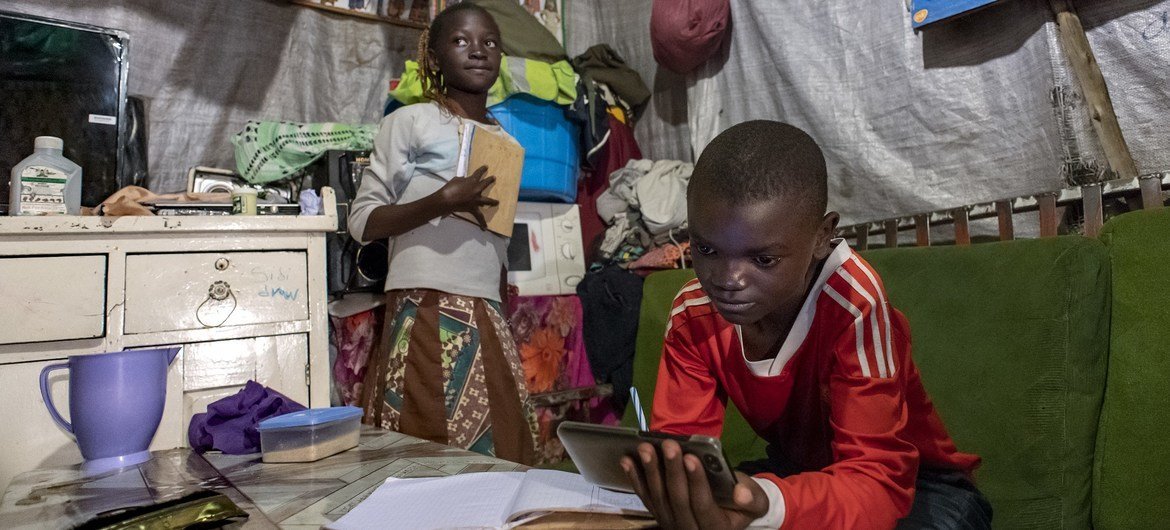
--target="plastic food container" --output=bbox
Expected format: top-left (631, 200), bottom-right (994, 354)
top-left (257, 406), bottom-right (362, 463)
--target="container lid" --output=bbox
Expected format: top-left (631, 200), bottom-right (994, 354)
top-left (35, 136), bottom-right (63, 150)
top-left (258, 406), bottom-right (362, 430)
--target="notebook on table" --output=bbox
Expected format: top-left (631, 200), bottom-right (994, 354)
top-left (326, 469), bottom-right (651, 530)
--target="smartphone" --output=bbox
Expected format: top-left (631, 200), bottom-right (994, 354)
top-left (557, 421), bottom-right (739, 507)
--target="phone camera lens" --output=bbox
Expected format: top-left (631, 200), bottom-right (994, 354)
top-left (702, 454), bottom-right (722, 472)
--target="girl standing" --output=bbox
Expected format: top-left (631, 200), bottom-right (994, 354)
top-left (348, 3), bottom-right (537, 464)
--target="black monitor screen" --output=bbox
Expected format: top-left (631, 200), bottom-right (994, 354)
top-left (0, 12), bottom-right (127, 209)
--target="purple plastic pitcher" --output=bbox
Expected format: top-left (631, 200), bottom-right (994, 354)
top-left (39, 347), bottom-right (180, 474)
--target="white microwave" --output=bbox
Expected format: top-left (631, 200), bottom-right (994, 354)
top-left (506, 202), bottom-right (586, 296)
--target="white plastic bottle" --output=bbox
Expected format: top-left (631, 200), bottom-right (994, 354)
top-left (9, 136), bottom-right (82, 216)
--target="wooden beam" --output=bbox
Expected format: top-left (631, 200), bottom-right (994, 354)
top-left (1082, 184), bottom-right (1104, 237)
top-left (915, 215), bottom-right (931, 247)
top-left (885, 220), bottom-right (899, 248)
top-left (1048, 0), bottom-right (1138, 178)
top-left (1039, 194), bottom-right (1060, 237)
top-left (952, 208), bottom-right (971, 246)
top-left (996, 200), bottom-right (1015, 241)
top-left (1140, 176), bottom-right (1163, 210)
top-left (856, 226), bottom-right (870, 251)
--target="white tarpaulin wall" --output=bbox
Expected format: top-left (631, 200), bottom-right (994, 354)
top-left (4, 1), bottom-right (419, 194)
top-left (6, 1), bottom-right (1169, 224)
top-left (572, 0), bottom-right (1170, 225)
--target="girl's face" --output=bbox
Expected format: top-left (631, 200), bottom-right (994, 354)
top-left (430, 10), bottom-right (502, 97)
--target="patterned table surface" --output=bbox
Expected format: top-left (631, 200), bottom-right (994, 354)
top-left (0, 428), bottom-right (525, 529)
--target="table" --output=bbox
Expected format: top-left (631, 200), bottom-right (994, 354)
top-left (0, 428), bottom-right (524, 529)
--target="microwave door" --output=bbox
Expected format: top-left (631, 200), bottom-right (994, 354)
top-left (507, 212), bottom-right (548, 288)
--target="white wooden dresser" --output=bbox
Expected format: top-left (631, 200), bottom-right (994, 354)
top-left (0, 189), bottom-right (337, 492)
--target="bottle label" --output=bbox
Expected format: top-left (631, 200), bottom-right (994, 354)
top-left (18, 166), bottom-right (69, 215)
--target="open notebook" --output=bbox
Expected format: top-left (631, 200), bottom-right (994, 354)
top-left (452, 122), bottom-right (525, 238)
top-left (326, 469), bottom-right (651, 530)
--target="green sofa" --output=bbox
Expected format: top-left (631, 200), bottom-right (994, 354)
top-left (626, 207), bottom-right (1170, 529)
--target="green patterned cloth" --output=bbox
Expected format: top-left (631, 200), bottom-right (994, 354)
top-left (231, 121), bottom-right (377, 184)
top-left (389, 56), bottom-right (577, 108)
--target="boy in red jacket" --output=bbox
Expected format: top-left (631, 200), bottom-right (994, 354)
top-left (621, 121), bottom-right (990, 529)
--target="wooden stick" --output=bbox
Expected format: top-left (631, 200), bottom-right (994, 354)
top-left (856, 226), bottom-right (870, 251)
top-left (885, 220), bottom-right (899, 249)
top-left (1082, 184), bottom-right (1104, 237)
top-left (1048, 0), bottom-right (1138, 178)
top-left (996, 200), bottom-right (1015, 241)
top-left (953, 208), bottom-right (971, 246)
top-left (1039, 194), bottom-right (1059, 237)
top-left (1140, 176), bottom-right (1163, 210)
top-left (915, 215), bottom-right (931, 247)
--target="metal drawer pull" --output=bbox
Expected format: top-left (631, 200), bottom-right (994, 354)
top-left (197, 280), bottom-right (237, 327)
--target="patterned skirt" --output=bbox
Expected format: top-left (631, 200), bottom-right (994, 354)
top-left (360, 289), bottom-right (538, 465)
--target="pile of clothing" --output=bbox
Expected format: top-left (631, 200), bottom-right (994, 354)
top-left (595, 159), bottom-right (692, 270)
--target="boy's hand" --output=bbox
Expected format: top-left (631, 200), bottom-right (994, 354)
top-left (438, 165), bottom-right (498, 230)
top-left (621, 440), bottom-right (769, 530)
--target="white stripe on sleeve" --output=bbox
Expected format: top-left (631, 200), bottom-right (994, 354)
top-left (837, 269), bottom-right (888, 378)
top-left (824, 284), bottom-right (871, 378)
top-left (850, 256), bottom-right (896, 375)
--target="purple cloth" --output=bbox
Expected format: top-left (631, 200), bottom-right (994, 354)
top-left (188, 380), bottom-right (306, 454)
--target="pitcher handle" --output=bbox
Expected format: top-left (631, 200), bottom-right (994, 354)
top-left (39, 362), bottom-right (72, 434)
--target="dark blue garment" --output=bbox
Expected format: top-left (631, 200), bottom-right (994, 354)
top-left (187, 380), bottom-right (306, 454)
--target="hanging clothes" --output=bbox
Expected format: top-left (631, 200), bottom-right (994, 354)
top-left (571, 45), bottom-right (650, 119)
top-left (596, 159), bottom-right (693, 236)
top-left (576, 266), bottom-right (644, 415)
top-left (649, 0), bottom-right (731, 74)
top-left (467, 0), bottom-right (567, 63)
top-left (578, 114), bottom-right (642, 263)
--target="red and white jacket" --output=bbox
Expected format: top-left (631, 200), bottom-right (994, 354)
top-left (651, 240), bottom-right (980, 530)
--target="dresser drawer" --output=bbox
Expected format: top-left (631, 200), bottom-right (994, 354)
top-left (124, 251), bottom-right (308, 334)
top-left (180, 334), bottom-right (311, 441)
top-left (0, 255), bottom-right (106, 345)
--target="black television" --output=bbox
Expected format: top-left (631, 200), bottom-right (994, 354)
top-left (0, 11), bottom-right (129, 211)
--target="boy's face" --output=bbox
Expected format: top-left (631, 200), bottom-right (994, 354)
top-left (689, 194), bottom-right (838, 328)
top-left (431, 11), bottom-right (502, 96)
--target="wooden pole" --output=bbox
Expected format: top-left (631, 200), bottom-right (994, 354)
top-left (1048, 0), bottom-right (1139, 179)
top-left (996, 200), bottom-right (1015, 241)
top-left (1081, 184), bottom-right (1104, 237)
top-left (915, 215), bottom-right (931, 247)
top-left (1039, 194), bottom-right (1060, 237)
top-left (952, 208), bottom-right (971, 246)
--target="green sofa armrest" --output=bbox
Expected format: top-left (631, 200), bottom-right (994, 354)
top-left (1094, 208), bottom-right (1170, 529)
top-left (865, 237), bottom-right (1109, 530)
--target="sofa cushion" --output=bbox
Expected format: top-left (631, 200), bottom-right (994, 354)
top-left (627, 268), bottom-right (768, 464)
top-left (864, 237), bottom-right (1109, 530)
top-left (1094, 208), bottom-right (1170, 529)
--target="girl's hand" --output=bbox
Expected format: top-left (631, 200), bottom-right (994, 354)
top-left (622, 440), bottom-right (769, 530)
top-left (439, 165), bottom-right (498, 230)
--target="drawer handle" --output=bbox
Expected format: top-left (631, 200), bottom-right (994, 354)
top-left (208, 280), bottom-right (232, 301)
top-left (197, 280), bottom-right (237, 327)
